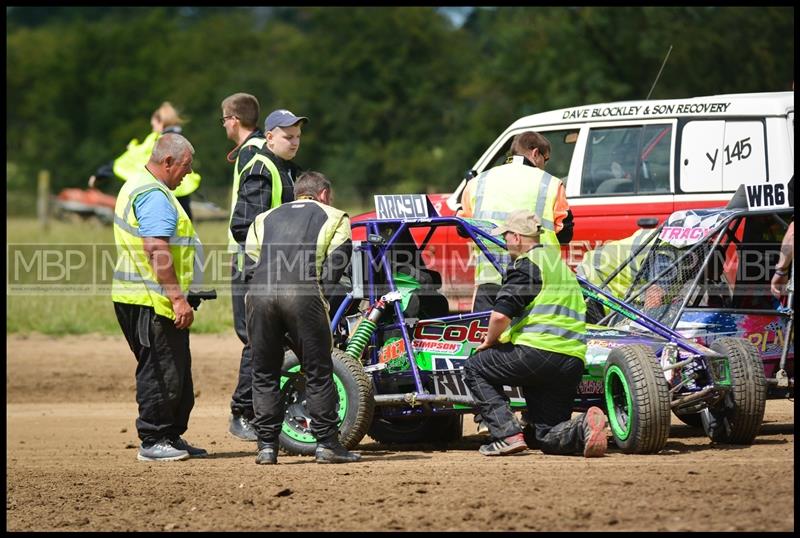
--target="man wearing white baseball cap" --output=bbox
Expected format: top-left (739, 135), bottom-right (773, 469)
top-left (227, 108), bottom-right (308, 440)
top-left (463, 209), bottom-right (607, 458)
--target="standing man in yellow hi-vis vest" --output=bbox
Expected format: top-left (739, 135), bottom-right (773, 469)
top-left (219, 93), bottom-right (266, 442)
top-left (89, 102), bottom-right (201, 220)
top-left (458, 132), bottom-right (574, 312)
top-left (112, 133), bottom-right (207, 462)
top-left (463, 210), bottom-right (607, 458)
top-left (227, 107), bottom-right (307, 441)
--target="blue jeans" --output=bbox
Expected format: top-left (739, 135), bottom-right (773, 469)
top-left (464, 342), bottom-right (587, 455)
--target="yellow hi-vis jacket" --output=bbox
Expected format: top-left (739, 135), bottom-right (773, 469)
top-left (577, 228), bottom-right (655, 302)
top-left (111, 169), bottom-right (203, 320)
top-left (113, 131), bottom-right (201, 198)
top-left (470, 158), bottom-right (562, 285)
top-left (498, 246), bottom-right (587, 362)
top-left (227, 136), bottom-right (267, 254)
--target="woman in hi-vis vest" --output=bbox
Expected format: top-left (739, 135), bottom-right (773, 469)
top-left (89, 102), bottom-right (201, 219)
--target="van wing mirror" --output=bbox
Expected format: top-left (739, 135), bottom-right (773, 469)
top-left (637, 217), bottom-right (659, 229)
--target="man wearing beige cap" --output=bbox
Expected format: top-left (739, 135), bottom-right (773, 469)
top-left (463, 209), bottom-right (607, 458)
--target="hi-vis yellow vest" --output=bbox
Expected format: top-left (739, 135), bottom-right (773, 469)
top-left (498, 246), bottom-right (587, 362)
top-left (227, 137), bottom-right (266, 253)
top-left (471, 158), bottom-right (562, 285)
top-left (112, 170), bottom-right (203, 320)
top-left (113, 131), bottom-right (201, 198)
top-left (577, 228), bottom-right (655, 303)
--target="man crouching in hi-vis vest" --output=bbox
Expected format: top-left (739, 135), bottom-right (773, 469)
top-left (463, 210), bottom-right (607, 458)
top-left (112, 133), bottom-right (207, 462)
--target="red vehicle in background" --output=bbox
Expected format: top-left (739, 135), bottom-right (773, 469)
top-left (53, 188), bottom-right (117, 224)
top-left (352, 91), bottom-right (794, 311)
top-left (52, 187), bottom-right (228, 224)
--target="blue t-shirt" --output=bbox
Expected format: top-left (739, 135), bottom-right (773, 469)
top-left (133, 189), bottom-right (178, 237)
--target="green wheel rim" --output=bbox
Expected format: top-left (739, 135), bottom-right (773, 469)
top-left (604, 364), bottom-right (633, 441)
top-left (279, 365), bottom-right (348, 443)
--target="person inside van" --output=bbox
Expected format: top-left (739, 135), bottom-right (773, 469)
top-left (592, 143), bottom-right (636, 195)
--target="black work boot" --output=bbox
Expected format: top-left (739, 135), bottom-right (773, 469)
top-left (255, 440), bottom-right (278, 465)
top-left (229, 414), bottom-right (258, 441)
top-left (315, 436), bottom-right (361, 464)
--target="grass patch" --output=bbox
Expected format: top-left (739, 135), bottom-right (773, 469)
top-left (7, 196), bottom-right (375, 336)
top-left (7, 217), bottom-right (235, 335)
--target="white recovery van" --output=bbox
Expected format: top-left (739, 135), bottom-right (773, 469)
top-left (448, 90), bottom-right (794, 259)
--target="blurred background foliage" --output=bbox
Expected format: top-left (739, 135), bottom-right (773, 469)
top-left (6, 6), bottom-right (794, 212)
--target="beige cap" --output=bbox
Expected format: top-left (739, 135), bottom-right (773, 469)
top-left (491, 209), bottom-right (542, 237)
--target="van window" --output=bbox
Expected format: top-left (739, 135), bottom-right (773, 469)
top-left (679, 120), bottom-right (766, 193)
top-left (581, 124), bottom-right (672, 195)
top-left (487, 129), bottom-right (578, 183)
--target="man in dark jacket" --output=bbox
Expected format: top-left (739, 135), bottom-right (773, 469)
top-left (227, 108), bottom-right (307, 440)
top-left (243, 171), bottom-right (360, 464)
top-left (228, 109), bottom-right (306, 245)
top-left (220, 92), bottom-right (266, 441)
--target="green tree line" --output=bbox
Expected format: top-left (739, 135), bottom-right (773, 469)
top-left (6, 6), bottom-right (794, 207)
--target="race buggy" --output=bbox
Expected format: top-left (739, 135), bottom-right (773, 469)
top-left (276, 197), bottom-right (767, 455)
top-left (583, 193), bottom-right (793, 424)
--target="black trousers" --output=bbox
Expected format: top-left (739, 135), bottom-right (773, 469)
top-left (114, 302), bottom-right (194, 445)
top-left (230, 256), bottom-right (254, 419)
top-left (464, 342), bottom-right (587, 455)
top-left (247, 290), bottom-right (339, 444)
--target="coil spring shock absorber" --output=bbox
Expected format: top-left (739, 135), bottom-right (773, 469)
top-left (345, 291), bottom-right (401, 362)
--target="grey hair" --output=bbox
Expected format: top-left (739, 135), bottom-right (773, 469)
top-left (151, 133), bottom-right (195, 163)
top-left (294, 171), bottom-right (331, 200)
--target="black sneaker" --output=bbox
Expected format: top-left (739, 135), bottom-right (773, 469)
top-left (172, 437), bottom-right (208, 458)
top-left (137, 439), bottom-right (190, 462)
top-left (255, 441), bottom-right (278, 465)
top-left (315, 438), bottom-right (361, 464)
top-left (229, 414), bottom-right (258, 441)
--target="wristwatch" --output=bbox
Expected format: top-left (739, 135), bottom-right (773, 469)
top-left (774, 268), bottom-right (788, 277)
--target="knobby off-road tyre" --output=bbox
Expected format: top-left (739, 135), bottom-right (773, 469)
top-left (368, 414), bottom-right (464, 445)
top-left (279, 348), bottom-right (375, 456)
top-left (702, 337), bottom-right (766, 444)
top-left (604, 344), bottom-right (671, 454)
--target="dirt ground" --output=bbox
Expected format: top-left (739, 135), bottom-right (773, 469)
top-left (6, 333), bottom-right (795, 531)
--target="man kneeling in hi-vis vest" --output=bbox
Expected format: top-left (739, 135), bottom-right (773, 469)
top-left (463, 210), bottom-right (607, 457)
top-left (112, 133), bottom-right (207, 462)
